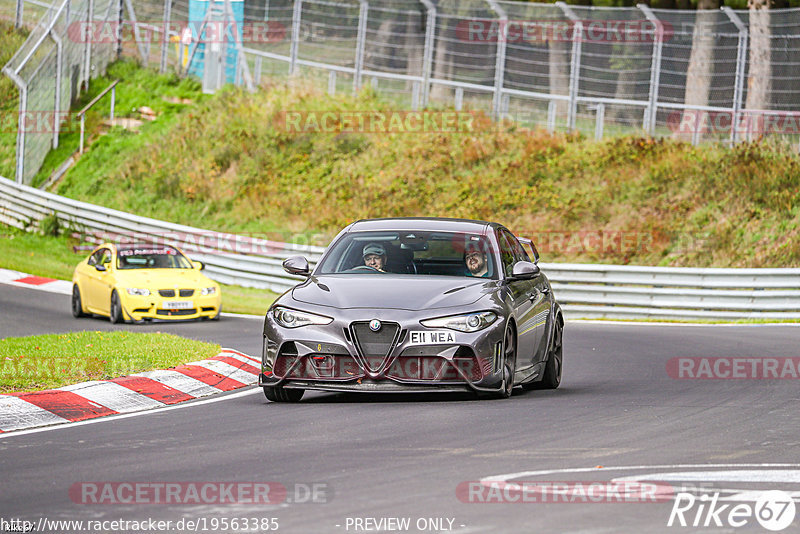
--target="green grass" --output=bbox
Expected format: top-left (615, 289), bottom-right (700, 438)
top-left (0, 331), bottom-right (220, 393)
top-left (0, 224), bottom-right (279, 315)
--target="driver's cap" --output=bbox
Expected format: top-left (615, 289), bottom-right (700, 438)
top-left (363, 243), bottom-right (386, 257)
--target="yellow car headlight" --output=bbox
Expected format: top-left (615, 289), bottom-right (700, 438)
top-left (200, 287), bottom-right (217, 295)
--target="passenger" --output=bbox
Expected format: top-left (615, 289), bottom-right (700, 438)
top-left (464, 243), bottom-right (489, 277)
top-left (362, 243), bottom-right (387, 272)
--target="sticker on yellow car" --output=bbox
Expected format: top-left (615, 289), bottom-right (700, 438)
top-left (161, 301), bottom-right (193, 309)
top-left (408, 330), bottom-right (457, 345)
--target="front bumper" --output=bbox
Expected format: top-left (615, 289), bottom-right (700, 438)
top-left (120, 292), bottom-right (221, 321)
top-left (259, 308), bottom-right (507, 394)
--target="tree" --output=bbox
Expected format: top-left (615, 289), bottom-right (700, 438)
top-left (679, 0), bottom-right (720, 141)
top-left (745, 0), bottom-right (771, 138)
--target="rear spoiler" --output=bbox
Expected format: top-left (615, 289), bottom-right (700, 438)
top-left (517, 237), bottom-right (540, 264)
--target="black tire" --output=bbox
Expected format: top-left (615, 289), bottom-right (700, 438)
top-left (494, 324), bottom-right (517, 399)
top-left (71, 285), bottom-right (87, 318)
top-left (109, 290), bottom-right (124, 324)
top-left (524, 319), bottom-right (563, 390)
top-left (263, 386), bottom-right (304, 403)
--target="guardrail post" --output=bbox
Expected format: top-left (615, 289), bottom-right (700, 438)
top-left (454, 87), bottom-right (463, 111)
top-left (594, 103), bottom-right (605, 140)
top-left (486, 0), bottom-right (508, 121)
top-left (353, 0), bottom-right (369, 93)
top-left (722, 6), bottom-right (747, 146)
top-left (411, 81), bottom-right (420, 110)
top-left (638, 4), bottom-right (662, 135)
top-left (289, 0), bottom-right (302, 75)
top-left (556, 2), bottom-right (581, 131)
top-left (160, 0), bottom-right (172, 73)
top-left (419, 0), bottom-right (436, 107)
top-left (15, 0), bottom-right (23, 28)
top-left (110, 84), bottom-right (116, 120)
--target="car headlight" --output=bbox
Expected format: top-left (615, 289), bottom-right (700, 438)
top-left (200, 287), bottom-right (217, 295)
top-left (126, 288), bottom-right (150, 296)
top-left (272, 306), bottom-right (333, 328)
top-left (420, 311), bottom-right (498, 332)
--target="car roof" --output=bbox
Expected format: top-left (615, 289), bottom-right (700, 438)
top-left (348, 217), bottom-right (495, 234)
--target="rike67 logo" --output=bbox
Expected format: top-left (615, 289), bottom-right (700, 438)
top-left (668, 490), bottom-right (796, 531)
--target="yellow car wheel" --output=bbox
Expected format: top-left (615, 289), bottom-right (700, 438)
top-left (110, 290), bottom-right (124, 324)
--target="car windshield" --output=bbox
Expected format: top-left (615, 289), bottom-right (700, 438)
top-left (116, 246), bottom-right (193, 270)
top-left (316, 231), bottom-right (497, 279)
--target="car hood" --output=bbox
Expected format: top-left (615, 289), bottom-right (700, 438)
top-left (291, 275), bottom-right (495, 310)
top-left (115, 269), bottom-right (213, 288)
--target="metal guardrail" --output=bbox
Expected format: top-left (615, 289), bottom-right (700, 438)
top-left (1, 175), bottom-right (799, 320)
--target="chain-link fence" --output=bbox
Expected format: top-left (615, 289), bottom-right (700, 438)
top-left (4, 0), bottom-right (800, 184)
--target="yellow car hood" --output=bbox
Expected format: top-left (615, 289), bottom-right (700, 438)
top-left (116, 269), bottom-right (215, 288)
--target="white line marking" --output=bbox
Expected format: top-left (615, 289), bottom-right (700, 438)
top-left (0, 396), bottom-right (69, 432)
top-left (186, 360), bottom-right (258, 385)
top-left (0, 388), bottom-right (261, 439)
top-left (60, 381), bottom-right (164, 412)
top-left (133, 370), bottom-right (223, 397)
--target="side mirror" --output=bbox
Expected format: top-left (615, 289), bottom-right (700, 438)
top-left (192, 260), bottom-right (205, 270)
top-left (511, 261), bottom-right (540, 280)
top-left (283, 256), bottom-right (310, 277)
top-left (94, 264), bottom-right (107, 272)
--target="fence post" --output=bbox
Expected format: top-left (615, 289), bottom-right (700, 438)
top-left (485, 0), bottom-right (508, 120)
top-left (51, 29), bottom-right (63, 149)
top-left (557, 2), bottom-right (581, 131)
top-left (547, 100), bottom-right (557, 132)
top-left (722, 6), bottom-right (747, 146)
top-left (638, 4), bottom-right (662, 135)
top-left (594, 103), bottom-right (605, 140)
top-left (419, 0), bottom-right (436, 107)
top-left (289, 0), bottom-right (302, 75)
top-left (254, 55), bottom-right (262, 85)
top-left (328, 70), bottom-right (336, 95)
top-left (454, 87), bottom-right (463, 111)
top-left (83, 0), bottom-right (94, 90)
top-left (3, 69), bottom-right (27, 183)
top-left (116, 0), bottom-right (124, 59)
top-left (353, 0), bottom-right (368, 94)
top-left (160, 0), bottom-right (172, 73)
top-left (15, 0), bottom-right (23, 29)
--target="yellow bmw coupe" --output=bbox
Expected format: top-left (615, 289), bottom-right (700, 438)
top-left (72, 243), bottom-right (222, 323)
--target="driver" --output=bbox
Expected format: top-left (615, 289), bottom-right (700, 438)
top-left (464, 243), bottom-right (489, 277)
top-left (362, 243), bottom-right (387, 272)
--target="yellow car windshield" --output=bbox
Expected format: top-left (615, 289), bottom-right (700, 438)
top-left (117, 247), bottom-right (193, 269)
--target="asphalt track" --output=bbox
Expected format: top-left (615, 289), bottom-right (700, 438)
top-left (2, 284), bottom-right (800, 533)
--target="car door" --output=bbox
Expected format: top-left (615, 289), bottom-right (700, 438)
top-left (84, 247), bottom-right (113, 313)
top-left (498, 229), bottom-right (536, 378)
top-left (512, 234), bottom-right (552, 367)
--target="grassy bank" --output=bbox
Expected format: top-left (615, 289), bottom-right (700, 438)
top-left (0, 331), bottom-right (220, 393)
top-left (49, 70), bottom-right (800, 267)
top-left (0, 225), bottom-right (279, 315)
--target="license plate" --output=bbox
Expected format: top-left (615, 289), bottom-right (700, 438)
top-left (162, 300), bottom-right (193, 309)
top-left (408, 330), bottom-right (457, 345)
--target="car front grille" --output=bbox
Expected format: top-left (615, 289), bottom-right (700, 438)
top-left (158, 289), bottom-right (175, 297)
top-left (156, 308), bottom-right (196, 316)
top-left (179, 289), bottom-right (194, 297)
top-left (350, 321), bottom-right (400, 372)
